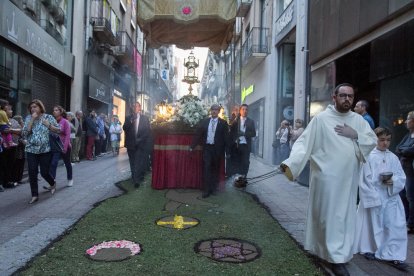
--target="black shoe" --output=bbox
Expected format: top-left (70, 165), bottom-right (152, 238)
top-left (387, 260), bottom-right (409, 271)
top-left (134, 183), bottom-right (140, 188)
top-left (201, 192), bottom-right (210, 198)
top-left (407, 226), bottom-right (414, 234)
top-left (330, 263), bottom-right (350, 276)
top-left (363, 252), bottom-right (376, 260)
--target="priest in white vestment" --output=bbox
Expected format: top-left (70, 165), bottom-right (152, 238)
top-left (353, 127), bottom-right (408, 271)
top-left (281, 84), bottom-right (377, 275)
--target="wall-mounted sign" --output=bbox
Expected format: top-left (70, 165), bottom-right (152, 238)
top-left (241, 84), bottom-right (254, 102)
top-left (0, 1), bottom-right (74, 77)
top-left (89, 76), bottom-right (110, 104)
top-left (274, 1), bottom-right (296, 45)
top-left (113, 89), bottom-right (123, 97)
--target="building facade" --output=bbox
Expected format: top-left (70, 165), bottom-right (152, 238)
top-left (0, 0), bottom-right (74, 115)
top-left (308, 0), bottom-right (414, 150)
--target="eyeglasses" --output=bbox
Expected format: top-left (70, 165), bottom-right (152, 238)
top-left (337, 93), bottom-right (354, 99)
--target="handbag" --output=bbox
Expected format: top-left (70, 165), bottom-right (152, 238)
top-left (49, 133), bottom-right (64, 153)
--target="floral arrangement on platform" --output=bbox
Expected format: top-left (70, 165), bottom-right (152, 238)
top-left (151, 94), bottom-right (209, 134)
top-left (85, 240), bottom-right (141, 261)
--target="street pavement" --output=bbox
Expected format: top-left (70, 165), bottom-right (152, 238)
top-left (0, 150), bottom-right (130, 275)
top-left (246, 155), bottom-right (414, 275)
top-left (0, 150), bottom-right (413, 275)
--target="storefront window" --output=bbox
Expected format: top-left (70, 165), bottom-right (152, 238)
top-left (18, 55), bottom-right (33, 93)
top-left (310, 62), bottom-right (336, 118)
top-left (379, 72), bottom-right (414, 151)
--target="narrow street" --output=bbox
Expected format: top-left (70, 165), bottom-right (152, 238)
top-left (0, 150), bottom-right (130, 275)
top-left (1, 150), bottom-right (414, 275)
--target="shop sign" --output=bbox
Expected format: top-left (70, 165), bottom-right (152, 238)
top-left (275, 1), bottom-right (296, 44)
top-left (241, 84), bottom-right (254, 102)
top-left (113, 89), bottom-right (123, 98)
top-left (0, 1), bottom-right (74, 77)
top-left (89, 76), bottom-right (110, 104)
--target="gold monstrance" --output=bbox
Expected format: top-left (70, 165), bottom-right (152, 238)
top-left (182, 50), bottom-right (200, 95)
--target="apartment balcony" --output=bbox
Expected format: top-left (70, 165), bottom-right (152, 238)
top-left (23, 0), bottom-right (38, 15)
top-left (54, 7), bottom-right (65, 25)
top-left (39, 19), bottom-right (64, 44)
top-left (242, 27), bottom-right (270, 76)
top-left (148, 68), bottom-right (173, 102)
top-left (236, 0), bottom-right (252, 17)
top-left (158, 46), bottom-right (168, 59)
top-left (112, 31), bottom-right (134, 65)
top-left (91, 17), bottom-right (117, 45)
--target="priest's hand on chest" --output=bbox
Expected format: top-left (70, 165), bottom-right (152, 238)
top-left (334, 123), bottom-right (358, 140)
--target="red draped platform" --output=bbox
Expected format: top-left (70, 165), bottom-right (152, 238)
top-left (151, 133), bottom-right (225, 190)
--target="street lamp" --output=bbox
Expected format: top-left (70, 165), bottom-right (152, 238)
top-left (182, 50), bottom-right (200, 95)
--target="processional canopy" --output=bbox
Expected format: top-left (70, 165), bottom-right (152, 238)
top-left (137, 0), bottom-right (236, 53)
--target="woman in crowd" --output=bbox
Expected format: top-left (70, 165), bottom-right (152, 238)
top-left (22, 99), bottom-right (60, 204)
top-left (395, 111), bottom-right (414, 233)
top-left (109, 115), bottom-right (122, 156)
top-left (290, 119), bottom-right (304, 148)
top-left (66, 112), bottom-right (77, 164)
top-left (6, 106), bottom-right (22, 187)
top-left (275, 119), bottom-right (291, 164)
top-left (48, 105), bottom-right (73, 188)
top-left (11, 115), bottom-right (25, 185)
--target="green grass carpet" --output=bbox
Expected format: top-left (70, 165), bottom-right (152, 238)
top-left (21, 177), bottom-right (322, 276)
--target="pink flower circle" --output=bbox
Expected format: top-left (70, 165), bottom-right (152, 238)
top-left (182, 6), bottom-right (192, 15)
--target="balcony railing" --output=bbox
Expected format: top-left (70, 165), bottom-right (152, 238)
top-left (23, 0), bottom-right (38, 15)
top-left (90, 17), bottom-right (117, 45)
top-left (39, 19), bottom-right (64, 44)
top-left (236, 0), bottom-right (252, 17)
top-left (113, 31), bottom-right (133, 57)
top-left (242, 27), bottom-right (269, 64)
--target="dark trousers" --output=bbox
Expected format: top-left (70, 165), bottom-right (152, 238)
top-left (0, 151), bottom-right (6, 186)
top-left (2, 147), bottom-right (15, 183)
top-left (95, 137), bottom-right (102, 156)
top-left (27, 152), bottom-right (54, 197)
top-left (232, 144), bottom-right (250, 176)
top-left (127, 147), bottom-right (148, 186)
top-left (49, 148), bottom-right (72, 180)
top-left (401, 161), bottom-right (414, 227)
top-left (12, 157), bottom-right (25, 182)
top-left (86, 136), bottom-right (95, 160)
top-left (203, 145), bottom-right (221, 194)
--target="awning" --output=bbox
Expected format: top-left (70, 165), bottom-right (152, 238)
top-left (137, 0), bottom-right (236, 53)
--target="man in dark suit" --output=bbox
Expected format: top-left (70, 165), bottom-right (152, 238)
top-left (229, 104), bottom-right (256, 177)
top-left (123, 102), bottom-right (151, 187)
top-left (190, 104), bottom-right (229, 198)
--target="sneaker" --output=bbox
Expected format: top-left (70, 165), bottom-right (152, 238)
top-left (387, 260), bottom-right (409, 271)
top-left (67, 179), bottom-right (73, 187)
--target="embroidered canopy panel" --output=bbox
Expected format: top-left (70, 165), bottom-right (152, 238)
top-left (137, 0), bottom-right (236, 52)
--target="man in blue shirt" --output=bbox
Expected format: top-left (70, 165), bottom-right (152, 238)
top-left (354, 100), bottom-right (375, 129)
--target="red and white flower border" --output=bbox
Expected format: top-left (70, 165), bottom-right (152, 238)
top-left (86, 240), bottom-right (141, 257)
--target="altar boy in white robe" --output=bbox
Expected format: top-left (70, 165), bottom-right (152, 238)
top-left (354, 127), bottom-right (408, 271)
top-left (280, 83), bottom-right (377, 276)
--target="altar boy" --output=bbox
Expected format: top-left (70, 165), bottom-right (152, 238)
top-left (353, 127), bottom-right (408, 271)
